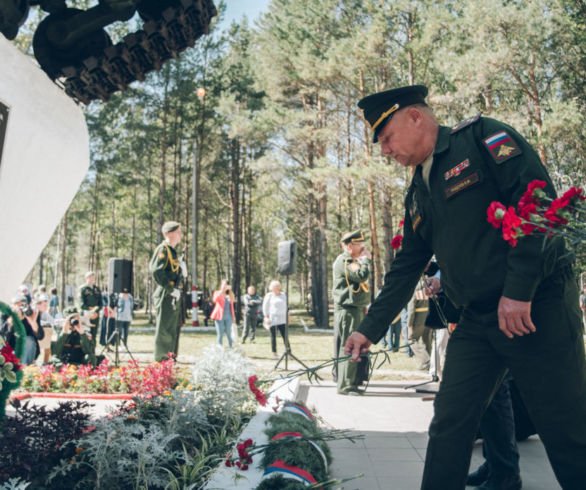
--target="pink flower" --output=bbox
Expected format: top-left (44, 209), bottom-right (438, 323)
top-left (487, 201), bottom-right (507, 229)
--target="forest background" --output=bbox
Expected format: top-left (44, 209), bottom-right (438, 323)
top-left (15, 0), bottom-right (586, 327)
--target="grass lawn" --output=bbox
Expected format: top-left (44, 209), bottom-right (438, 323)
top-left (125, 311), bottom-right (428, 381)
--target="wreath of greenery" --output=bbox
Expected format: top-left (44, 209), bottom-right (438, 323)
top-left (256, 401), bottom-right (332, 489)
top-left (0, 301), bottom-right (26, 420)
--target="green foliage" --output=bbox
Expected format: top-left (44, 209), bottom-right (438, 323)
top-left (0, 401), bottom-right (91, 486)
top-left (191, 345), bottom-right (255, 423)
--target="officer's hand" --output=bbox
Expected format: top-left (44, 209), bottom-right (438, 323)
top-left (498, 296), bottom-right (536, 339)
top-left (424, 277), bottom-right (441, 298)
top-left (344, 332), bottom-right (372, 361)
top-left (171, 289), bottom-right (181, 301)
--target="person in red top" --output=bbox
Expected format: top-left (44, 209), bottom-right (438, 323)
top-left (210, 280), bottom-right (235, 348)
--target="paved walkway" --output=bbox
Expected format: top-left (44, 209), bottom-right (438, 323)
top-left (298, 380), bottom-right (560, 490)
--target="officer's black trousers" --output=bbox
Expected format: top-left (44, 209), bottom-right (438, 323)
top-left (421, 270), bottom-right (586, 490)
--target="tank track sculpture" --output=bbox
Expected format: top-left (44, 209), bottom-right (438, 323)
top-left (0, 0), bottom-right (217, 104)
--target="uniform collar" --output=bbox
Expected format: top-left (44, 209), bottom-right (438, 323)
top-left (433, 126), bottom-right (451, 155)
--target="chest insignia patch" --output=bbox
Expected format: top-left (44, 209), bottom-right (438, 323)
top-left (483, 131), bottom-right (521, 163)
top-left (445, 172), bottom-right (480, 199)
top-left (444, 159), bottom-right (470, 180)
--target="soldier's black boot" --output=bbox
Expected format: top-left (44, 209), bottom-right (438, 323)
top-left (476, 473), bottom-right (522, 490)
top-left (467, 462), bottom-right (490, 486)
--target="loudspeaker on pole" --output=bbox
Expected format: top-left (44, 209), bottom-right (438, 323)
top-left (108, 258), bottom-right (133, 294)
top-left (277, 240), bottom-right (296, 275)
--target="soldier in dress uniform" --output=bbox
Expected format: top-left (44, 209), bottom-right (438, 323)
top-left (345, 85), bottom-right (586, 490)
top-left (332, 230), bottom-right (372, 395)
top-left (78, 271), bottom-right (102, 352)
top-left (150, 221), bottom-right (183, 362)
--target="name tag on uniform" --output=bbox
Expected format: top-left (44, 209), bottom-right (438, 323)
top-left (445, 172), bottom-right (480, 199)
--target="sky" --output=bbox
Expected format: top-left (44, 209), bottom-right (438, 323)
top-left (220, 0), bottom-right (272, 27)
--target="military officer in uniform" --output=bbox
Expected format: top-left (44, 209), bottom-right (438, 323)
top-left (78, 271), bottom-right (102, 352)
top-left (332, 230), bottom-right (371, 395)
top-left (345, 85), bottom-right (586, 489)
top-left (150, 221), bottom-right (183, 362)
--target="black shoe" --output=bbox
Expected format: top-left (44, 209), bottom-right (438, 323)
top-left (467, 463), bottom-right (490, 486)
top-left (477, 474), bottom-right (522, 490)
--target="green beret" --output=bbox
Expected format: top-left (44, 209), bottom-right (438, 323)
top-left (162, 221), bottom-right (181, 234)
top-left (358, 85), bottom-right (428, 143)
top-left (63, 306), bottom-right (78, 316)
top-left (341, 230), bottom-right (366, 244)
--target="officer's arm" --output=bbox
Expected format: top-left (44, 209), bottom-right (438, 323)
top-left (345, 257), bottom-right (371, 283)
top-left (53, 334), bottom-right (67, 356)
top-left (150, 247), bottom-right (174, 293)
top-left (477, 119), bottom-right (562, 302)
top-left (357, 210), bottom-right (431, 344)
top-left (78, 288), bottom-right (86, 311)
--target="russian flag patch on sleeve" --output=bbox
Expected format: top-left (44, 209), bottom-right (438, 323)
top-left (483, 131), bottom-right (522, 163)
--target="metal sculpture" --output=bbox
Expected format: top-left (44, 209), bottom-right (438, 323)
top-left (0, 0), bottom-right (217, 104)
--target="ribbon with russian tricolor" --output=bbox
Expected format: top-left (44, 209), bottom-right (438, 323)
top-left (271, 432), bottom-right (328, 470)
top-left (262, 460), bottom-right (322, 489)
top-left (282, 402), bottom-right (314, 421)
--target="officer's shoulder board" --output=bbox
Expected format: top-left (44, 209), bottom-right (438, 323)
top-left (450, 113), bottom-right (482, 134)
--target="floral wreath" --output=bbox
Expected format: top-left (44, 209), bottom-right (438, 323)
top-left (0, 301), bottom-right (26, 420)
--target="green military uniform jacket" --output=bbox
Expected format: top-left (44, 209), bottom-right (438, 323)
top-left (149, 240), bottom-right (182, 361)
top-left (358, 116), bottom-right (568, 343)
top-left (78, 284), bottom-right (102, 317)
top-left (53, 331), bottom-right (97, 366)
top-left (332, 252), bottom-right (371, 309)
top-left (333, 251), bottom-right (371, 393)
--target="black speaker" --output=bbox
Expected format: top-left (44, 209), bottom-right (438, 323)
top-left (277, 240), bottom-right (296, 275)
top-left (108, 258), bottom-right (133, 294)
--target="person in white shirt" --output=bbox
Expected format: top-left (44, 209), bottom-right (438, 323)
top-left (116, 288), bottom-right (134, 345)
top-left (262, 280), bottom-right (290, 359)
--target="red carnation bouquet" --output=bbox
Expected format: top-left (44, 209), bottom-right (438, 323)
top-left (487, 181), bottom-right (585, 248)
top-left (1, 343), bottom-right (22, 384)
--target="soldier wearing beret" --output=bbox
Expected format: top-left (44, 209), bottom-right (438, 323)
top-left (78, 271), bottom-right (102, 352)
top-left (150, 221), bottom-right (183, 361)
top-left (332, 230), bottom-right (372, 395)
top-left (344, 85), bottom-right (586, 489)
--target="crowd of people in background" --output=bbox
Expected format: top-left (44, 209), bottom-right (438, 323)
top-left (0, 272), bottom-right (134, 368)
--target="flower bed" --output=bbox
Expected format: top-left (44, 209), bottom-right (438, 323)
top-left (1, 346), bottom-right (257, 489)
top-left (18, 357), bottom-right (193, 396)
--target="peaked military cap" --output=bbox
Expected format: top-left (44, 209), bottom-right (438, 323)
top-left (358, 85), bottom-right (429, 143)
top-left (341, 230), bottom-right (366, 244)
top-left (162, 221), bottom-right (181, 234)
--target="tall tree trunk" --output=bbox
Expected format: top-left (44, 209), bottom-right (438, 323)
top-left (157, 73), bottom-right (171, 243)
top-left (59, 212), bottom-right (68, 309)
top-left (230, 139), bottom-right (242, 321)
top-left (380, 183), bottom-right (395, 273)
top-left (88, 172), bottom-right (101, 271)
top-left (360, 69), bottom-right (383, 293)
top-left (38, 251), bottom-right (44, 285)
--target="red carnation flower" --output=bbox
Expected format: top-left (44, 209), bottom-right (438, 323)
top-left (520, 180), bottom-right (547, 206)
top-left (398, 219), bottom-right (405, 228)
top-left (560, 187), bottom-right (585, 204)
top-left (487, 201), bottom-right (507, 229)
top-left (391, 235), bottom-right (403, 250)
top-left (502, 206), bottom-right (523, 247)
top-left (1, 344), bottom-right (22, 371)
